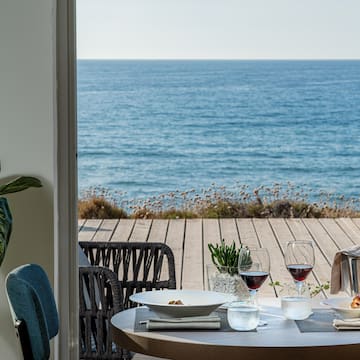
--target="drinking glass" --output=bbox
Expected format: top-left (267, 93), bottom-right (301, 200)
top-left (238, 246), bottom-right (270, 305)
top-left (284, 240), bottom-right (315, 296)
top-left (280, 282), bottom-right (312, 320)
top-left (227, 300), bottom-right (260, 331)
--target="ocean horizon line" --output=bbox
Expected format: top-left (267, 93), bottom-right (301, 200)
top-left (77, 58), bottom-right (360, 62)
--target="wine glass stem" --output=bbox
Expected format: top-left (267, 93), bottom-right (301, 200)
top-left (295, 281), bottom-right (303, 295)
top-left (249, 289), bottom-right (258, 305)
top-left (249, 289), bottom-right (267, 326)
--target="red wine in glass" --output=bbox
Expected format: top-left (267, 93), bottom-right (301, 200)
top-left (238, 246), bottom-right (270, 300)
top-left (285, 240), bottom-right (315, 295)
top-left (287, 264), bottom-right (313, 282)
top-left (238, 246), bottom-right (270, 326)
top-left (240, 271), bottom-right (269, 290)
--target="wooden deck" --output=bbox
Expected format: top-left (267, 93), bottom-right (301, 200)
top-left (78, 218), bottom-right (360, 299)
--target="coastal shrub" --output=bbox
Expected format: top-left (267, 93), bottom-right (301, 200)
top-left (78, 188), bottom-right (128, 219)
top-left (159, 209), bottom-right (198, 219)
top-left (78, 197), bottom-right (128, 219)
top-left (77, 183), bottom-right (360, 219)
top-left (132, 208), bottom-right (198, 219)
top-left (131, 208), bottom-right (156, 219)
top-left (245, 202), bottom-right (266, 218)
top-left (198, 200), bottom-right (247, 218)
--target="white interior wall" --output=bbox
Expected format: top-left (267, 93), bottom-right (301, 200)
top-left (0, 0), bottom-right (56, 358)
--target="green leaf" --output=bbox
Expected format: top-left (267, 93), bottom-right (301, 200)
top-left (0, 176), bottom-right (42, 196)
top-left (308, 281), bottom-right (330, 297)
top-left (270, 280), bottom-right (330, 298)
top-left (0, 198), bottom-right (12, 266)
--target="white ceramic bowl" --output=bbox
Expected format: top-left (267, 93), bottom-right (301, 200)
top-left (130, 289), bottom-right (229, 318)
top-left (321, 297), bottom-right (360, 319)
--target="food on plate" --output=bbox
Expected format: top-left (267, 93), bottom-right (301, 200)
top-left (350, 295), bottom-right (360, 308)
top-left (168, 299), bottom-right (184, 305)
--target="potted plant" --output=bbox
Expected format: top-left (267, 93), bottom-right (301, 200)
top-left (0, 176), bottom-right (42, 266)
top-left (207, 239), bottom-right (251, 301)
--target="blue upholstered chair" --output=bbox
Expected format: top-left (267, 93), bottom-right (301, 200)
top-left (5, 263), bottom-right (59, 360)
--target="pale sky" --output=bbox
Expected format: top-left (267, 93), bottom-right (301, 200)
top-left (76, 0), bottom-right (360, 60)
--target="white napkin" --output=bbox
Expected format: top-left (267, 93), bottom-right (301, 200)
top-left (330, 245), bottom-right (360, 294)
top-left (333, 318), bottom-right (360, 330)
top-left (142, 315), bottom-right (221, 330)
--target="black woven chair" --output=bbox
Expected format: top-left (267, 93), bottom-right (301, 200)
top-left (79, 241), bottom-right (177, 309)
top-left (79, 266), bottom-right (133, 360)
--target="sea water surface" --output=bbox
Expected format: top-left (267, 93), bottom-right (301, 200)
top-left (77, 60), bottom-right (360, 203)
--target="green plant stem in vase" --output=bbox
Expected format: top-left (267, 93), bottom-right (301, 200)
top-left (207, 239), bottom-right (251, 302)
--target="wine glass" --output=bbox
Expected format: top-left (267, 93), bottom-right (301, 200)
top-left (284, 240), bottom-right (315, 295)
top-left (238, 245), bottom-right (270, 305)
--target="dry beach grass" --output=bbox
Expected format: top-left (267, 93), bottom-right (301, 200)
top-left (78, 183), bottom-right (360, 219)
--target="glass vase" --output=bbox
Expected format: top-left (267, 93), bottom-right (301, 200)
top-left (206, 264), bottom-right (250, 303)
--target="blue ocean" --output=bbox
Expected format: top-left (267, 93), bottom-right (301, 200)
top-left (77, 60), bottom-right (360, 204)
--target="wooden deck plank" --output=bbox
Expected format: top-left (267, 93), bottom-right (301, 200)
top-left (236, 218), bottom-right (260, 247)
top-left (351, 218), bottom-right (360, 230)
top-left (182, 219), bottom-right (203, 290)
top-left (78, 219), bottom-right (102, 242)
top-left (129, 219), bottom-right (152, 242)
top-left (203, 219), bottom-right (221, 290)
top-left (147, 219), bottom-right (170, 285)
top-left (111, 218), bottom-right (135, 242)
top-left (335, 218), bottom-right (360, 244)
top-left (91, 219), bottom-right (118, 242)
top-left (219, 218), bottom-right (240, 246)
top-left (78, 219), bottom-right (86, 231)
top-left (268, 218), bottom-right (293, 245)
top-left (165, 219), bottom-right (185, 289)
top-left (147, 219), bottom-right (169, 243)
top-left (319, 218), bottom-right (355, 250)
top-left (285, 218), bottom-right (313, 241)
top-left (303, 219), bottom-right (339, 266)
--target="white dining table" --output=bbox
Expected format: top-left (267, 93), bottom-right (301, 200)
top-left (111, 297), bottom-right (360, 360)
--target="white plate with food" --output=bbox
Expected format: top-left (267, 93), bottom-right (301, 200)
top-left (129, 289), bottom-right (229, 318)
top-left (321, 296), bottom-right (360, 319)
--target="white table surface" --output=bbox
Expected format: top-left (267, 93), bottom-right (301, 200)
top-left (111, 297), bottom-right (360, 360)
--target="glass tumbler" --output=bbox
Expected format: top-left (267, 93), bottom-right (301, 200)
top-left (280, 282), bottom-right (312, 320)
top-left (227, 300), bottom-right (260, 331)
